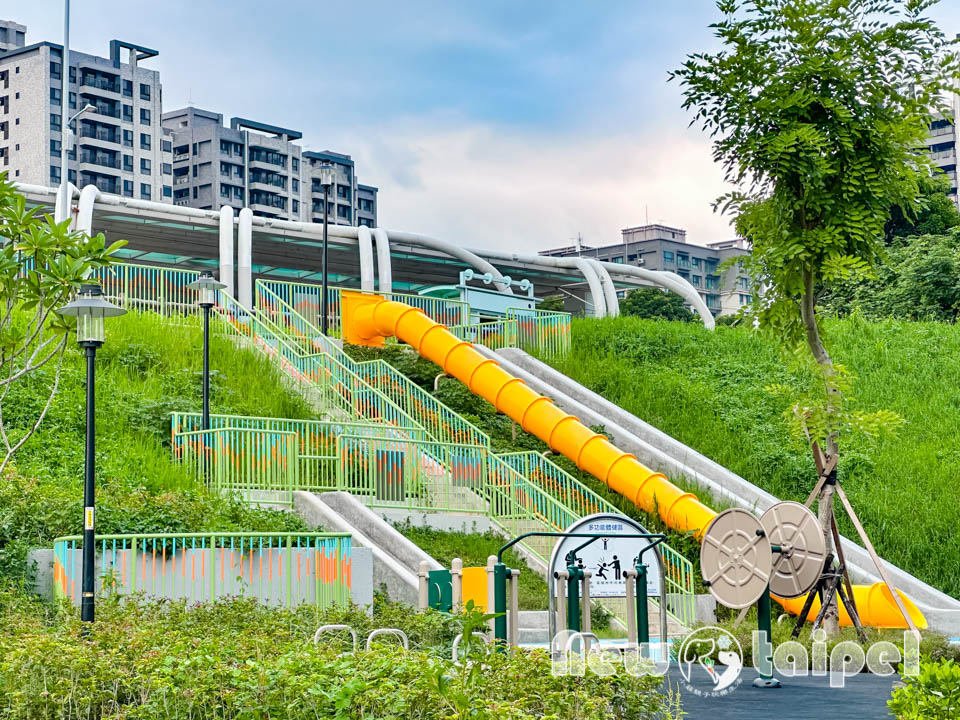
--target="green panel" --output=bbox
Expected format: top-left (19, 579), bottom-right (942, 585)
top-left (427, 569), bottom-right (452, 611)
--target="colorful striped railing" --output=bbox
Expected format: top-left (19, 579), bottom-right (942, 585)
top-left (92, 262), bottom-right (206, 318)
top-left (506, 308), bottom-right (572, 357)
top-left (52, 532), bottom-right (351, 609)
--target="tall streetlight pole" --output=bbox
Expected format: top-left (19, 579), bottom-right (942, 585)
top-left (56, 284), bottom-right (126, 624)
top-left (59, 104), bottom-right (96, 216)
top-left (319, 163), bottom-right (334, 335)
top-left (187, 271), bottom-right (226, 431)
top-left (59, 0), bottom-right (72, 221)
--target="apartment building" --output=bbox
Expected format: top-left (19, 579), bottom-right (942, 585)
top-left (0, 23), bottom-right (169, 201)
top-left (927, 87), bottom-right (960, 207)
top-left (162, 107), bottom-right (377, 226)
top-left (540, 224), bottom-right (752, 316)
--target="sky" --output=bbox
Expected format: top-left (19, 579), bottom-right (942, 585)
top-left (10, 1), bottom-right (960, 253)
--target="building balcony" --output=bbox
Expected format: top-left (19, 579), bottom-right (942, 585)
top-left (249, 178), bottom-right (286, 193)
top-left (173, 176), bottom-right (190, 186)
top-left (79, 174), bottom-right (120, 195)
top-left (79, 76), bottom-right (121, 96)
top-left (79, 151), bottom-right (120, 170)
top-left (79, 125), bottom-right (120, 144)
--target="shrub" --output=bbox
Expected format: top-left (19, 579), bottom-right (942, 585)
top-left (889, 659), bottom-right (960, 719)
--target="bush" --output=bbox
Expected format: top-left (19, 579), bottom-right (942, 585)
top-left (0, 594), bottom-right (677, 720)
top-left (889, 659), bottom-right (960, 719)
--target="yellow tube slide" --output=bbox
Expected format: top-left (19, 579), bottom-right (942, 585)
top-left (775, 583), bottom-right (927, 630)
top-left (341, 292), bottom-right (925, 630)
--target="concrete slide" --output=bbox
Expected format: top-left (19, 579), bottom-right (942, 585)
top-left (340, 291), bottom-right (958, 635)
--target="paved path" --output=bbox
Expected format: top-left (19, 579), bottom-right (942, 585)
top-left (663, 669), bottom-right (898, 719)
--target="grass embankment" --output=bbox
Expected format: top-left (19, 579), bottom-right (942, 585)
top-left (0, 590), bottom-right (677, 720)
top-left (547, 315), bottom-right (960, 599)
top-left (0, 311), bottom-right (311, 583)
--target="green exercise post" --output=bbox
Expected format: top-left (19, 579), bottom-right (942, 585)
top-left (634, 559), bottom-right (650, 644)
top-left (566, 558), bottom-right (582, 633)
top-left (494, 561), bottom-right (508, 645)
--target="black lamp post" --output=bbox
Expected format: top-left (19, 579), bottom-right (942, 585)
top-left (187, 271), bottom-right (226, 431)
top-left (56, 283), bottom-right (126, 624)
top-left (318, 163), bottom-right (334, 335)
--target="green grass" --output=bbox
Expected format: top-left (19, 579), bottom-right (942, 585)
top-left (546, 315), bottom-right (960, 599)
top-left (0, 311), bottom-right (313, 582)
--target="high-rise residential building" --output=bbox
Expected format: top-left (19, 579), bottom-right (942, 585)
top-left (162, 107), bottom-right (378, 226)
top-left (927, 87), bottom-right (960, 208)
top-left (0, 23), bottom-right (169, 201)
top-left (540, 224), bottom-right (752, 316)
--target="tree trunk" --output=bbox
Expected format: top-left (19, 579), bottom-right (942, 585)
top-left (800, 270), bottom-right (841, 636)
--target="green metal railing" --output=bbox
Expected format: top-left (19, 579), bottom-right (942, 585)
top-left (216, 291), bottom-right (427, 434)
top-left (498, 451), bottom-right (696, 627)
top-left (256, 282), bottom-right (489, 447)
top-left (172, 412), bottom-right (429, 493)
top-left (93, 261), bottom-right (205, 318)
top-left (52, 532), bottom-right (352, 608)
top-left (450, 318), bottom-right (519, 350)
top-left (173, 427), bottom-right (298, 505)
top-left (506, 308), bottom-right (572, 357)
top-left (258, 280), bottom-right (470, 339)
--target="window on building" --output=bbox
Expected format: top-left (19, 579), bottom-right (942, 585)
top-left (140, 158), bottom-right (151, 175)
top-left (162, 185), bottom-right (171, 198)
top-left (122, 104), bottom-right (133, 122)
top-left (140, 108), bottom-right (151, 125)
top-left (69, 66), bottom-right (76, 83)
top-left (692, 275), bottom-right (702, 287)
top-left (676, 254), bottom-right (690, 267)
top-left (49, 165), bottom-right (61, 183)
top-left (692, 257), bottom-right (702, 269)
top-left (337, 205), bottom-right (351, 220)
top-left (706, 276), bottom-right (719, 290)
top-left (123, 154), bottom-right (133, 172)
top-left (663, 251), bottom-right (674, 263)
top-left (161, 162), bottom-right (171, 175)
top-left (50, 113), bottom-right (61, 131)
top-left (612, 257), bottom-right (624, 263)
top-left (192, 186), bottom-right (198, 199)
top-left (220, 184), bottom-right (231, 198)
top-left (192, 142), bottom-right (198, 155)
top-left (292, 199), bottom-right (299, 214)
top-left (122, 80), bottom-right (132, 97)
top-left (50, 87), bottom-right (61, 106)
top-left (67, 169), bottom-right (76, 184)
top-left (162, 140), bottom-right (172, 153)
top-left (123, 180), bottom-right (133, 197)
top-left (140, 183), bottom-right (151, 200)
top-left (123, 129), bottom-right (133, 148)
top-left (292, 178), bottom-right (299, 192)
top-left (139, 83), bottom-right (150, 101)
top-left (174, 144), bottom-right (188, 157)
top-left (739, 294), bottom-right (752, 305)
top-left (192, 164), bottom-right (198, 177)
top-left (50, 139), bottom-right (61, 157)
top-left (738, 276), bottom-right (750, 290)
top-left (140, 133), bottom-right (151, 150)
top-left (292, 157), bottom-right (299, 172)
top-left (50, 62), bottom-right (61, 80)
top-left (68, 91), bottom-right (76, 110)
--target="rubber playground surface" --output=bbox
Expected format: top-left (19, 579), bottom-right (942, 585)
top-left (663, 669), bottom-right (898, 719)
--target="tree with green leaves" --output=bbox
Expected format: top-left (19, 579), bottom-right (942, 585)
top-left (674, 0), bottom-right (959, 634)
top-left (619, 287), bottom-right (696, 322)
top-left (0, 174), bottom-right (125, 471)
top-left (885, 174), bottom-right (960, 242)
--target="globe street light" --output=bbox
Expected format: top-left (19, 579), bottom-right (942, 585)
top-left (186, 271), bottom-right (226, 431)
top-left (56, 283), bottom-right (126, 623)
top-left (318, 163), bottom-right (335, 335)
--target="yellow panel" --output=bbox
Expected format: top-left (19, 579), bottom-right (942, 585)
top-left (461, 566), bottom-right (488, 612)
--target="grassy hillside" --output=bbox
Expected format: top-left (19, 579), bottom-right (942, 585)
top-left (0, 311), bottom-right (311, 582)
top-left (547, 315), bottom-right (960, 599)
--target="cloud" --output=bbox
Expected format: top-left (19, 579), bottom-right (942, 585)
top-left (340, 121), bottom-right (736, 253)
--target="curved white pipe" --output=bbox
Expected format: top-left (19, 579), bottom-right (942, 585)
top-left (604, 264), bottom-right (715, 330)
top-left (387, 230), bottom-right (513, 294)
top-left (357, 225), bottom-right (375, 292)
top-left (219, 206), bottom-right (235, 298)
top-left (75, 184), bottom-right (101, 235)
top-left (570, 258), bottom-right (606, 318)
top-left (589, 259), bottom-right (620, 318)
top-left (237, 208), bottom-right (253, 308)
top-left (53, 182), bottom-right (79, 226)
top-left (373, 228), bottom-right (393, 293)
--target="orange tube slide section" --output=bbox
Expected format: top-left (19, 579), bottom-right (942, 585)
top-left (341, 292), bottom-right (925, 630)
